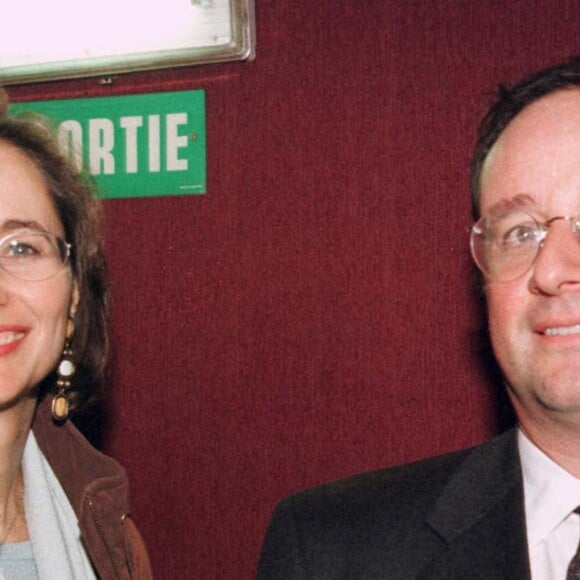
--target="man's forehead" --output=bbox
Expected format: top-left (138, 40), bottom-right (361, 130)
top-left (493, 89), bottom-right (580, 151)
top-left (479, 88), bottom-right (580, 213)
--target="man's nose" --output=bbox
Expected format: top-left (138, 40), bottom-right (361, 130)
top-left (529, 220), bottom-right (580, 295)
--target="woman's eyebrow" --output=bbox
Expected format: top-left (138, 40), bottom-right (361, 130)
top-left (0, 219), bottom-right (46, 233)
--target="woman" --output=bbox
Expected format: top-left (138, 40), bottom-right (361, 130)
top-left (0, 94), bottom-right (152, 578)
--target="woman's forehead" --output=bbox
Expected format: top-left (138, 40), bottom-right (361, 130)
top-left (0, 142), bottom-right (64, 238)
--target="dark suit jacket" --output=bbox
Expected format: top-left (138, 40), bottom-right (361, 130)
top-left (256, 429), bottom-right (531, 579)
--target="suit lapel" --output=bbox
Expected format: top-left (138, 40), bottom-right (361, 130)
top-left (418, 430), bottom-right (530, 580)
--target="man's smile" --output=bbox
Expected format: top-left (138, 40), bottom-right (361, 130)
top-left (544, 324), bottom-right (580, 336)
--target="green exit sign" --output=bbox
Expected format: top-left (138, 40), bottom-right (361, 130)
top-left (11, 90), bottom-right (206, 199)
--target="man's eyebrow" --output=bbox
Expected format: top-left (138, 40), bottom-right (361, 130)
top-left (487, 194), bottom-right (537, 217)
top-left (0, 219), bottom-right (47, 233)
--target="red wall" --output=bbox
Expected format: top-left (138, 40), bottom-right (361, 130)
top-left (8, 1), bottom-right (580, 577)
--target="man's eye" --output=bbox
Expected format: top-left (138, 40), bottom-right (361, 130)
top-left (502, 225), bottom-right (538, 245)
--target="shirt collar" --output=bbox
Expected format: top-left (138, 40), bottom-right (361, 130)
top-left (519, 429), bottom-right (580, 547)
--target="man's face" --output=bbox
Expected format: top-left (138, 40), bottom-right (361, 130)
top-left (481, 89), bottom-right (580, 433)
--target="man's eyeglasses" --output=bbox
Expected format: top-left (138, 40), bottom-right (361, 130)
top-left (470, 210), bottom-right (580, 282)
top-left (0, 230), bottom-right (71, 282)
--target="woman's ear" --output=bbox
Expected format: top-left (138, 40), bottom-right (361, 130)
top-left (69, 281), bottom-right (80, 320)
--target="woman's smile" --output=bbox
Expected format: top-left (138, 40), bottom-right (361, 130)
top-left (0, 327), bottom-right (28, 356)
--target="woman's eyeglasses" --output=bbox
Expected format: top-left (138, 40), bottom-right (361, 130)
top-left (0, 230), bottom-right (71, 282)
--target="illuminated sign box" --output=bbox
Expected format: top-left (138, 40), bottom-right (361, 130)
top-left (0, 0), bottom-right (254, 85)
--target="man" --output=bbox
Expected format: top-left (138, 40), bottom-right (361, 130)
top-left (256, 57), bottom-right (580, 580)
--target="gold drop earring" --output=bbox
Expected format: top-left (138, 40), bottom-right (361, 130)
top-left (52, 317), bottom-right (76, 423)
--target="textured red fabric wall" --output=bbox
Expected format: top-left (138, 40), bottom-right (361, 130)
top-left (7, 1), bottom-right (580, 577)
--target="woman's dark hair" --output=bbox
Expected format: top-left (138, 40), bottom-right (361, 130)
top-left (0, 90), bottom-right (109, 413)
top-left (471, 56), bottom-right (580, 219)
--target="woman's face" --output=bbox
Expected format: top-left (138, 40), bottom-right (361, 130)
top-left (0, 141), bottom-right (78, 411)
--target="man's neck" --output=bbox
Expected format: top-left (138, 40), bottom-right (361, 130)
top-left (519, 419), bottom-right (580, 478)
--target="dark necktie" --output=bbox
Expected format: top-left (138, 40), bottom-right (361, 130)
top-left (567, 508), bottom-right (580, 580)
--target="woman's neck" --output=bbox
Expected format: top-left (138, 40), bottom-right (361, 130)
top-left (0, 396), bottom-right (36, 543)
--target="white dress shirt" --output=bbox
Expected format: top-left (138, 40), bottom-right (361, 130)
top-left (519, 430), bottom-right (580, 580)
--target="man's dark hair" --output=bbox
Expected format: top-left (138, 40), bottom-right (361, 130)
top-left (471, 56), bottom-right (580, 219)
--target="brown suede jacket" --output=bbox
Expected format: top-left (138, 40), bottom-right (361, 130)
top-left (32, 398), bottom-right (153, 579)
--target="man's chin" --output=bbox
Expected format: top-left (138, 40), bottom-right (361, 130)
top-left (505, 375), bottom-right (580, 419)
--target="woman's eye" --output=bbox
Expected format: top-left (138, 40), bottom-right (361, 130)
top-left (6, 241), bottom-right (38, 257)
